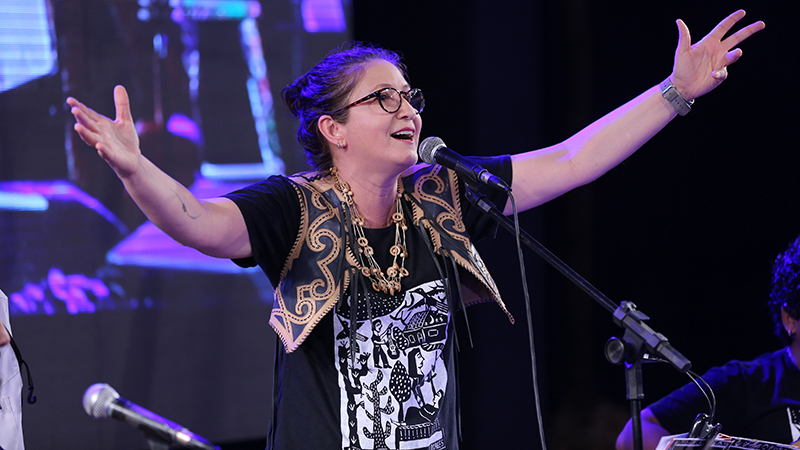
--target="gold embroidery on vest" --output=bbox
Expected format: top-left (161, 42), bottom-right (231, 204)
top-left (406, 166), bottom-right (513, 323)
top-left (413, 166), bottom-right (470, 249)
top-left (293, 188), bottom-right (340, 321)
top-left (269, 182), bottom-right (309, 349)
top-left (270, 175), bottom-right (346, 352)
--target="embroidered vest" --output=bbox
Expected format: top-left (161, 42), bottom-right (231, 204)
top-left (270, 164), bottom-right (514, 353)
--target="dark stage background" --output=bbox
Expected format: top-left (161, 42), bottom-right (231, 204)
top-left (354, 1), bottom-right (797, 449)
top-left (1, 0), bottom-right (796, 449)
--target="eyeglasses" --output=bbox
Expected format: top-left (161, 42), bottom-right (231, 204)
top-left (345, 87), bottom-right (425, 114)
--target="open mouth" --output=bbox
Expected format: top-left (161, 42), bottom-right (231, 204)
top-left (390, 130), bottom-right (414, 141)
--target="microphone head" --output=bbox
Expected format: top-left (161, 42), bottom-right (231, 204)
top-left (83, 383), bottom-right (119, 419)
top-left (419, 136), bottom-right (445, 164)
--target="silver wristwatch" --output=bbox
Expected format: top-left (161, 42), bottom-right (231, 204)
top-left (660, 78), bottom-right (693, 116)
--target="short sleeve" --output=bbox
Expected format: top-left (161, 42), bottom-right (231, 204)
top-left (222, 175), bottom-right (301, 287)
top-left (458, 154), bottom-right (513, 243)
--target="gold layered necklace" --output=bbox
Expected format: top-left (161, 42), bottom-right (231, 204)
top-left (330, 167), bottom-right (409, 295)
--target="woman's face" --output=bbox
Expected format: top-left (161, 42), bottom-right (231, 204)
top-left (338, 59), bottom-right (423, 175)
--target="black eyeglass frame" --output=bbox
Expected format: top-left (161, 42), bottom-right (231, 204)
top-left (344, 87), bottom-right (424, 114)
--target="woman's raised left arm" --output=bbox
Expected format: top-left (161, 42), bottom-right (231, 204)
top-left (506, 10), bottom-right (765, 214)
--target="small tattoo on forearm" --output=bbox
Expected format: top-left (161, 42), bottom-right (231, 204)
top-left (172, 190), bottom-right (200, 219)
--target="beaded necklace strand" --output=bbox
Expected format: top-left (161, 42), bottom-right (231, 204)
top-left (330, 167), bottom-right (409, 295)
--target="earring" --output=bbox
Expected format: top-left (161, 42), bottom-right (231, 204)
top-left (788, 329), bottom-right (796, 340)
top-left (337, 142), bottom-right (343, 150)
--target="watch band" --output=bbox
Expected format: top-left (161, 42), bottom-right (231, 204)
top-left (660, 78), bottom-right (694, 116)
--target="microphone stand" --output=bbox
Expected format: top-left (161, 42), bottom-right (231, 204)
top-left (465, 188), bottom-right (692, 450)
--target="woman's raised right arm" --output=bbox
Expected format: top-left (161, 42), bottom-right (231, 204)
top-left (68, 86), bottom-right (252, 259)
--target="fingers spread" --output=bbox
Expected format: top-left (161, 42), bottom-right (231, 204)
top-left (71, 107), bottom-right (98, 132)
top-left (73, 123), bottom-right (98, 146)
top-left (723, 20), bottom-right (766, 50)
top-left (70, 99), bottom-right (105, 126)
top-left (725, 48), bottom-right (744, 66)
top-left (708, 9), bottom-right (746, 42)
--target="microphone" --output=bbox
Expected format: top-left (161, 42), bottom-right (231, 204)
top-left (418, 136), bottom-right (510, 192)
top-left (83, 383), bottom-right (220, 450)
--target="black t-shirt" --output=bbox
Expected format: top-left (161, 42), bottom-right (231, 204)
top-left (224, 156), bottom-right (512, 450)
top-left (649, 348), bottom-right (800, 444)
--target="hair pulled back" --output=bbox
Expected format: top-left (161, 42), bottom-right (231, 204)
top-left (282, 43), bottom-right (406, 172)
top-left (769, 235), bottom-right (800, 343)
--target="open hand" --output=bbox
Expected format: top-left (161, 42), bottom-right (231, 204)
top-left (671, 10), bottom-right (765, 100)
top-left (67, 86), bottom-right (142, 179)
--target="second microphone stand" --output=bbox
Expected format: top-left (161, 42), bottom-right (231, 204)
top-left (465, 188), bottom-right (692, 450)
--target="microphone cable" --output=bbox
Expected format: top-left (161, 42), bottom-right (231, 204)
top-left (687, 369), bottom-right (717, 424)
top-left (643, 356), bottom-right (718, 436)
top-left (508, 190), bottom-right (548, 450)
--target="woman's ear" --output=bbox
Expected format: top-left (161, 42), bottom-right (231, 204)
top-left (782, 306), bottom-right (797, 335)
top-left (318, 114), bottom-right (344, 153)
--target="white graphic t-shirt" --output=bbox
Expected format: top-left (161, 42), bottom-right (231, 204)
top-left (334, 280), bottom-right (450, 450)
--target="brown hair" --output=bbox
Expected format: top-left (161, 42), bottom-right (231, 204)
top-left (281, 43), bottom-right (406, 171)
